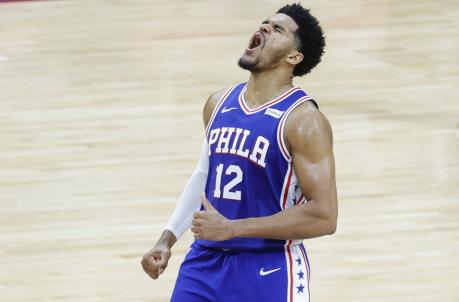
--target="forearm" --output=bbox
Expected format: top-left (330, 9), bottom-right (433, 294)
top-left (231, 201), bottom-right (336, 240)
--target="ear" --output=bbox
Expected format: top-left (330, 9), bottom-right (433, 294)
top-left (285, 51), bottom-right (304, 66)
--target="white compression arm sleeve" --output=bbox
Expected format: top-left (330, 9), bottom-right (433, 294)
top-left (165, 138), bottom-right (209, 239)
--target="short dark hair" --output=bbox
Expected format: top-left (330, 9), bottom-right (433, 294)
top-left (277, 3), bottom-right (326, 77)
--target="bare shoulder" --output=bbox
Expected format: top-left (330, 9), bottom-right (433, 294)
top-left (285, 100), bottom-right (333, 161)
top-left (203, 88), bottom-right (228, 128)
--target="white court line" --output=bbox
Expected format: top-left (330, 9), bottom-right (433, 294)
top-left (0, 54), bottom-right (9, 61)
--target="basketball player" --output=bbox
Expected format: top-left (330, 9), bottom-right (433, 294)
top-left (142, 4), bottom-right (337, 301)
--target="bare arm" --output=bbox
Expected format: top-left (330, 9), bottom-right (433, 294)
top-left (192, 101), bottom-right (338, 241)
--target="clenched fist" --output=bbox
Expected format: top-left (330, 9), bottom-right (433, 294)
top-left (141, 230), bottom-right (176, 279)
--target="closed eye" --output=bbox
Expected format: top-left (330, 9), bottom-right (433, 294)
top-left (261, 20), bottom-right (285, 33)
top-left (274, 25), bottom-right (283, 32)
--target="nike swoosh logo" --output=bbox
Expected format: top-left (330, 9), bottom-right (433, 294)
top-left (259, 267), bottom-right (281, 276)
top-left (221, 107), bottom-right (238, 113)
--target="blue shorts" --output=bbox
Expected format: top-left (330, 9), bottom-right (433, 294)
top-left (171, 242), bottom-right (311, 302)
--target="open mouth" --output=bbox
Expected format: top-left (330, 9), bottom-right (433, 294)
top-left (247, 32), bottom-right (263, 50)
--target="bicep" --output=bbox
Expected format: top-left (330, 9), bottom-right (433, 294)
top-left (287, 108), bottom-right (337, 218)
top-left (292, 144), bottom-right (336, 206)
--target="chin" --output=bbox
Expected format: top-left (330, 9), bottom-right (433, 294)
top-left (238, 55), bottom-right (258, 71)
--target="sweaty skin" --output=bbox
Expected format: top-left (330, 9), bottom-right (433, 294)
top-left (142, 12), bottom-right (337, 280)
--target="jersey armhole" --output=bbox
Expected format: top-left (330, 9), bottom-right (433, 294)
top-left (276, 97), bottom-right (316, 162)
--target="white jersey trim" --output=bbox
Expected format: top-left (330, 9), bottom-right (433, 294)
top-left (279, 162), bottom-right (304, 247)
top-left (238, 83), bottom-right (301, 115)
top-left (276, 96), bottom-right (314, 162)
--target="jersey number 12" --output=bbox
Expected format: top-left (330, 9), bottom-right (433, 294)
top-left (213, 164), bottom-right (242, 201)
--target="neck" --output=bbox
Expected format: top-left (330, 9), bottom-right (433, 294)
top-left (244, 68), bottom-right (294, 108)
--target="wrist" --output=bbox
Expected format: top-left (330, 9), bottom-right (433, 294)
top-left (155, 229), bottom-right (177, 249)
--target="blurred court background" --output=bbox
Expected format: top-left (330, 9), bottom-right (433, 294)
top-left (0, 0), bottom-right (458, 301)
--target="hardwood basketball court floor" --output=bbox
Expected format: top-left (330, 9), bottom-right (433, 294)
top-left (0, 1), bottom-right (458, 301)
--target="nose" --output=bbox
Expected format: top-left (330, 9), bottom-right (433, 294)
top-left (259, 23), bottom-right (271, 34)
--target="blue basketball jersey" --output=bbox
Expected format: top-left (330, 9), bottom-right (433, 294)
top-left (197, 82), bottom-right (318, 251)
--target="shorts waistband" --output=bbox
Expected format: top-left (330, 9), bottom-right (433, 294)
top-left (192, 241), bottom-right (300, 254)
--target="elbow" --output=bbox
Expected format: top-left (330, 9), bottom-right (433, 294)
top-left (326, 220), bottom-right (337, 235)
top-left (298, 219), bottom-right (336, 239)
top-left (326, 211), bottom-right (338, 235)
top-left (319, 214), bottom-right (337, 237)
top-left (298, 201), bottom-right (338, 238)
top-left (298, 216), bottom-right (337, 239)
top-left (325, 203), bottom-right (338, 235)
